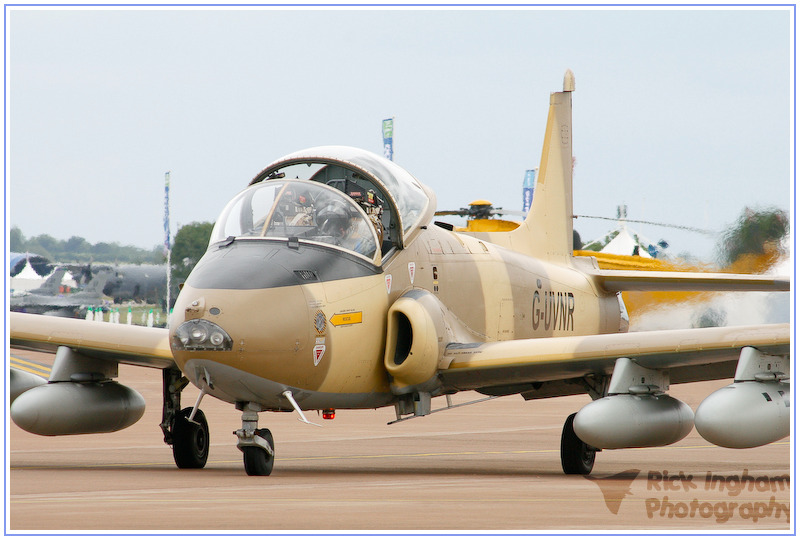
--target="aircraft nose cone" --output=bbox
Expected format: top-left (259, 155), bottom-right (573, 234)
top-left (170, 281), bottom-right (322, 398)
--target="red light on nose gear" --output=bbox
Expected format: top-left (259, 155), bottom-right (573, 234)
top-left (322, 409), bottom-right (335, 420)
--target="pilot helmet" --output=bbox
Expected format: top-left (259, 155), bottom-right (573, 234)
top-left (293, 187), bottom-right (312, 206)
top-left (280, 187), bottom-right (309, 204)
top-left (316, 199), bottom-right (352, 237)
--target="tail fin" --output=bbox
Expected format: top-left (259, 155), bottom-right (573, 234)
top-left (32, 267), bottom-right (67, 294)
top-left (84, 271), bottom-right (112, 294)
top-left (508, 70), bottom-right (575, 261)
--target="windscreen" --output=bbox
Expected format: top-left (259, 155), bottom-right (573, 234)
top-left (210, 180), bottom-right (379, 260)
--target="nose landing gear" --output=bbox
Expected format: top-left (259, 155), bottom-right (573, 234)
top-left (235, 402), bottom-right (275, 476)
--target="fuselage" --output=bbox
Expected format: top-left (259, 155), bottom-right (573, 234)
top-left (169, 223), bottom-right (623, 411)
top-left (167, 145), bottom-right (624, 412)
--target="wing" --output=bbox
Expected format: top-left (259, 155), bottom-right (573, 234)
top-left (439, 323), bottom-right (790, 399)
top-left (588, 268), bottom-right (789, 292)
top-left (10, 311), bottom-right (174, 369)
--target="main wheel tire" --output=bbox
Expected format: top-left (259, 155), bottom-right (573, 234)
top-left (172, 407), bottom-right (210, 469)
top-left (243, 428), bottom-right (274, 476)
top-left (560, 412), bottom-right (596, 475)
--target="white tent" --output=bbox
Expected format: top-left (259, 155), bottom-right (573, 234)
top-left (62, 270), bottom-right (78, 289)
top-left (10, 260), bottom-right (47, 292)
top-left (599, 224), bottom-right (653, 258)
top-left (582, 205), bottom-right (673, 259)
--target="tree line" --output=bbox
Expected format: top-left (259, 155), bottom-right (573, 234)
top-left (11, 206), bottom-right (788, 273)
top-left (11, 222), bottom-right (217, 284)
top-left (11, 226), bottom-right (168, 265)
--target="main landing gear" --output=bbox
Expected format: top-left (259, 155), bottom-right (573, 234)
top-left (160, 368), bottom-right (594, 477)
top-left (235, 401), bottom-right (275, 476)
top-left (161, 369), bottom-right (210, 469)
top-left (560, 412), bottom-right (596, 475)
top-left (172, 407), bottom-right (210, 468)
top-left (161, 369), bottom-right (211, 469)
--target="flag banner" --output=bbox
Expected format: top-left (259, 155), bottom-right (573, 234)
top-left (382, 118), bottom-right (394, 161)
top-left (164, 171), bottom-right (171, 252)
top-left (522, 169), bottom-right (537, 213)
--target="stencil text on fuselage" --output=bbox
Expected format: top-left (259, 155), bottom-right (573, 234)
top-left (533, 290), bottom-right (575, 331)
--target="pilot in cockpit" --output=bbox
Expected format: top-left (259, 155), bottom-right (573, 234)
top-left (275, 186), bottom-right (314, 227)
top-left (315, 198), bottom-right (377, 257)
top-left (348, 188), bottom-right (385, 246)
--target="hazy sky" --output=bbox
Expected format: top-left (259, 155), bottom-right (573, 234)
top-left (7, 6), bottom-right (793, 262)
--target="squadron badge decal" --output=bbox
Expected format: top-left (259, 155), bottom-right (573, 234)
top-left (313, 344), bottom-right (326, 366)
top-left (314, 311), bottom-right (327, 334)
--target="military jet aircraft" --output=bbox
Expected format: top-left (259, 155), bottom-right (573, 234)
top-left (102, 264), bottom-right (168, 306)
top-left (10, 270), bottom-right (113, 317)
top-left (10, 72), bottom-right (790, 476)
top-left (12, 266), bottom-right (67, 296)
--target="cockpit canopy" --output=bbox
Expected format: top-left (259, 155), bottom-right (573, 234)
top-left (211, 180), bottom-right (380, 261)
top-left (209, 146), bottom-right (434, 263)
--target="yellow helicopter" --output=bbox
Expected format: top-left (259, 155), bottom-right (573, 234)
top-left (434, 199), bottom-right (524, 233)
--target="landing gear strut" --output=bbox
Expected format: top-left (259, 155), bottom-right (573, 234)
top-left (560, 412), bottom-right (596, 475)
top-left (235, 402), bottom-right (275, 476)
top-left (161, 368), bottom-right (210, 469)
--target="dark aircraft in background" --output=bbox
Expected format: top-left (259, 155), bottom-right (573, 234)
top-left (15, 267), bottom-right (68, 296)
top-left (101, 264), bottom-right (168, 306)
top-left (10, 270), bottom-right (113, 317)
top-left (12, 263), bottom-right (169, 315)
top-left (68, 263), bottom-right (167, 305)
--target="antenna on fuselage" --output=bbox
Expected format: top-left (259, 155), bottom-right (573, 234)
top-left (282, 390), bottom-right (321, 427)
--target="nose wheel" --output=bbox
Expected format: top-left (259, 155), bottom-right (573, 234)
top-left (235, 402), bottom-right (275, 476)
top-left (242, 429), bottom-right (275, 476)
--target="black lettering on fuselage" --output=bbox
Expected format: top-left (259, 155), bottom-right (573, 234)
top-left (532, 290), bottom-right (575, 332)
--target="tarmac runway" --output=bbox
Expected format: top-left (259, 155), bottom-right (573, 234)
top-left (9, 348), bottom-right (791, 532)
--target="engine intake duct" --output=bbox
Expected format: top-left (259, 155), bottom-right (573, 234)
top-left (384, 290), bottom-right (476, 396)
top-left (384, 292), bottom-right (442, 395)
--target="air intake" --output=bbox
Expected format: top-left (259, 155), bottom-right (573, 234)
top-left (294, 270), bottom-right (319, 281)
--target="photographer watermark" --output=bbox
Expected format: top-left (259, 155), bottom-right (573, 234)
top-left (646, 469), bottom-right (790, 524)
top-left (587, 468), bottom-right (790, 524)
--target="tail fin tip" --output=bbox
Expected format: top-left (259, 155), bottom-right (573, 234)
top-left (563, 69), bottom-right (575, 92)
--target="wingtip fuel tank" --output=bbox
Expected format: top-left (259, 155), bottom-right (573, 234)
top-left (695, 346), bottom-right (790, 448)
top-left (573, 393), bottom-right (694, 449)
top-left (695, 380), bottom-right (789, 448)
top-left (10, 367), bottom-right (47, 404)
top-left (10, 381), bottom-right (146, 436)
